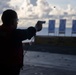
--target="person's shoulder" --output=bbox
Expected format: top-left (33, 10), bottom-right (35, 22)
top-left (14, 29), bottom-right (25, 33)
top-left (0, 25), bottom-right (2, 28)
top-left (15, 28), bottom-right (22, 31)
top-left (0, 25), bottom-right (3, 30)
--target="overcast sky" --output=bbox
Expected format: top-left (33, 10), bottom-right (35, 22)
top-left (0, 0), bottom-right (76, 27)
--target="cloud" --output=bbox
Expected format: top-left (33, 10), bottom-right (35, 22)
top-left (0, 0), bottom-right (10, 14)
top-left (6, 0), bottom-right (76, 27)
top-left (65, 4), bottom-right (76, 15)
top-left (0, 0), bottom-right (76, 27)
top-left (8, 0), bottom-right (34, 18)
top-left (34, 0), bottom-right (51, 18)
top-left (0, 0), bottom-right (12, 25)
top-left (8, 0), bottom-right (76, 20)
top-left (8, 0), bottom-right (51, 19)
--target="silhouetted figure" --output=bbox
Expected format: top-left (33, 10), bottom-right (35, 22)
top-left (0, 9), bottom-right (43, 75)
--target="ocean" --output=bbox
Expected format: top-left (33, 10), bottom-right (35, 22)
top-left (18, 27), bottom-right (76, 43)
top-left (36, 27), bottom-right (76, 36)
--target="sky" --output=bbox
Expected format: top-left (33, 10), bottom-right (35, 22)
top-left (47, 0), bottom-right (76, 8)
top-left (0, 0), bottom-right (76, 28)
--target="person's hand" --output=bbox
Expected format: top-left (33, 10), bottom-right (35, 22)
top-left (35, 21), bottom-right (45, 32)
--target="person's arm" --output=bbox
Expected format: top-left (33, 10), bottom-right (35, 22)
top-left (16, 21), bottom-right (44, 41)
top-left (16, 27), bottom-right (36, 41)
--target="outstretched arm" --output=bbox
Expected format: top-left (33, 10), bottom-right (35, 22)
top-left (16, 21), bottom-right (45, 41)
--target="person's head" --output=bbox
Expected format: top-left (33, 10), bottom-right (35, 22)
top-left (1, 9), bottom-right (18, 29)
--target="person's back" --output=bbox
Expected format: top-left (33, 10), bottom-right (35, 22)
top-left (0, 25), bottom-right (23, 67)
top-left (0, 9), bottom-right (43, 75)
top-left (0, 9), bottom-right (23, 68)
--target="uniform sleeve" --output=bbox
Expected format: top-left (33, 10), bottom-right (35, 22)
top-left (16, 27), bottom-right (36, 41)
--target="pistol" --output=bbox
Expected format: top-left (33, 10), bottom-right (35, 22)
top-left (38, 21), bottom-right (46, 24)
